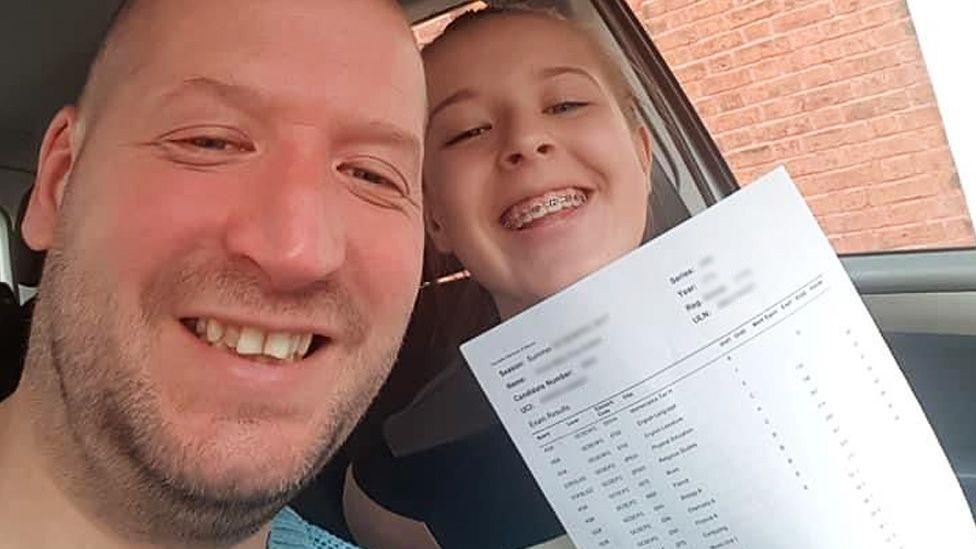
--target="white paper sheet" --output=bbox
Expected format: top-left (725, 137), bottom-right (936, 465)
top-left (461, 168), bottom-right (976, 549)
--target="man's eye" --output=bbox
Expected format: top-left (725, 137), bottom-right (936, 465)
top-left (445, 125), bottom-right (491, 147)
top-left (337, 160), bottom-right (408, 195)
top-left (545, 101), bottom-right (589, 115)
top-left (341, 166), bottom-right (393, 187)
top-left (179, 136), bottom-right (248, 152)
top-left (157, 128), bottom-right (256, 164)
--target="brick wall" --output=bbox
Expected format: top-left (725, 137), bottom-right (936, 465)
top-left (626, 0), bottom-right (975, 253)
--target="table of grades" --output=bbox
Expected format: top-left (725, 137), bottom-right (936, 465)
top-left (462, 169), bottom-right (976, 549)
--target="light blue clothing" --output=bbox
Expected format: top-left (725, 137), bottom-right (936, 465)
top-left (268, 507), bottom-right (359, 549)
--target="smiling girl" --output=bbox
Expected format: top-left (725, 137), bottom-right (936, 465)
top-left (345, 7), bottom-right (657, 548)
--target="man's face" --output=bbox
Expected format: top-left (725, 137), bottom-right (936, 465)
top-left (24, 0), bottom-right (425, 538)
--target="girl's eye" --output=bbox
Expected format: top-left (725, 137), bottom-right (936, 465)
top-left (545, 101), bottom-right (589, 115)
top-left (445, 125), bottom-right (491, 147)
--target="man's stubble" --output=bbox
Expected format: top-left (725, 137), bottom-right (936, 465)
top-left (22, 173), bottom-right (401, 545)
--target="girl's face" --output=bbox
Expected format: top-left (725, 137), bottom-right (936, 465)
top-left (423, 15), bottom-right (651, 318)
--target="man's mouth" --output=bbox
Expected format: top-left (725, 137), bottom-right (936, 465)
top-left (181, 317), bottom-right (323, 363)
top-left (500, 188), bottom-right (588, 231)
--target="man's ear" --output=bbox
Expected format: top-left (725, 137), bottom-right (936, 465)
top-left (22, 106), bottom-right (80, 252)
top-left (423, 203), bottom-right (453, 255)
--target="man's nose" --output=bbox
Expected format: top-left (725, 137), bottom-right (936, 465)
top-left (499, 117), bottom-right (555, 170)
top-left (224, 150), bottom-right (346, 292)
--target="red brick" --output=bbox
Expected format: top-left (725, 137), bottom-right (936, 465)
top-left (842, 90), bottom-right (910, 122)
top-left (906, 82), bottom-right (937, 106)
top-left (692, 31), bottom-right (745, 59)
top-left (910, 148), bottom-right (955, 175)
top-left (771, 138), bottom-right (806, 159)
top-left (760, 98), bottom-right (802, 121)
top-left (832, 0), bottom-right (860, 15)
top-left (707, 53), bottom-right (736, 74)
top-left (867, 176), bottom-right (941, 206)
top-left (872, 20), bottom-right (914, 48)
top-left (752, 58), bottom-right (790, 81)
top-left (663, 46), bottom-right (694, 68)
top-left (886, 197), bottom-right (949, 226)
top-left (739, 37), bottom-right (792, 65)
top-left (716, 127), bottom-right (756, 151)
top-left (701, 67), bottom-right (752, 95)
top-left (809, 106), bottom-right (846, 129)
top-left (944, 218), bottom-right (976, 242)
top-left (796, 162), bottom-right (876, 193)
top-left (675, 61), bottom-right (708, 83)
top-left (709, 107), bottom-right (761, 133)
top-left (799, 65), bottom-right (835, 89)
top-left (807, 188), bottom-right (869, 215)
top-left (727, 144), bottom-right (776, 168)
top-left (889, 41), bottom-right (919, 63)
top-left (869, 116), bottom-right (900, 137)
top-left (820, 13), bottom-right (868, 39)
top-left (729, 0), bottom-right (779, 28)
top-left (742, 75), bottom-right (804, 103)
top-left (790, 25), bottom-right (827, 48)
top-left (773, 2), bottom-right (834, 33)
top-left (805, 123), bottom-right (872, 152)
top-left (821, 207), bottom-right (889, 233)
top-left (879, 223), bottom-right (947, 250)
top-left (690, 16), bottom-right (730, 43)
top-left (829, 231), bottom-right (880, 254)
top-left (656, 27), bottom-right (698, 50)
top-left (897, 106), bottom-right (944, 132)
top-left (851, 63), bottom-right (919, 97)
top-left (757, 116), bottom-right (815, 141)
top-left (800, 82), bottom-right (854, 110)
top-left (743, 20), bottom-right (774, 41)
top-left (861, 2), bottom-right (907, 27)
top-left (879, 154), bottom-right (919, 182)
top-left (688, 0), bottom-right (735, 20)
top-left (833, 48), bottom-right (900, 80)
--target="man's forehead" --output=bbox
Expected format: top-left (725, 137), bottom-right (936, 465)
top-left (154, 76), bottom-right (422, 154)
top-left (84, 0), bottom-right (424, 128)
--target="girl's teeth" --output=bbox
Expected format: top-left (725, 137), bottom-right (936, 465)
top-left (503, 189), bottom-right (587, 230)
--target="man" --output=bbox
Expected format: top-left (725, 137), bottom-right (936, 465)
top-left (0, 0), bottom-right (427, 547)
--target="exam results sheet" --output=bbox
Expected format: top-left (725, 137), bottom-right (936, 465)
top-left (461, 169), bottom-right (976, 549)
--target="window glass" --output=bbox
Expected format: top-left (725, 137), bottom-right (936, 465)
top-left (626, 0), bottom-right (975, 254)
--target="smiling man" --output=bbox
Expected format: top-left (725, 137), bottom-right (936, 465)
top-left (0, 0), bottom-right (426, 547)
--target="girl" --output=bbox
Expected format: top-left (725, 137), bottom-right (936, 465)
top-left (345, 7), bottom-right (670, 548)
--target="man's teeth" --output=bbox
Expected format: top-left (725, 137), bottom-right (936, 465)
top-left (502, 189), bottom-right (587, 230)
top-left (192, 318), bottom-right (314, 362)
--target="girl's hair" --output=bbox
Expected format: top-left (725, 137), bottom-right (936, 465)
top-left (422, 6), bottom-right (642, 128)
top-left (417, 6), bottom-right (647, 351)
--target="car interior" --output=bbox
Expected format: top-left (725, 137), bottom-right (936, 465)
top-left (0, 0), bottom-right (973, 544)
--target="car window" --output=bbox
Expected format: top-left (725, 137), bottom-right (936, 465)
top-left (622, 0), bottom-right (975, 255)
top-left (414, 0), bottom-right (976, 257)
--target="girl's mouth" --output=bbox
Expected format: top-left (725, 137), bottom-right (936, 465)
top-left (500, 188), bottom-right (589, 231)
